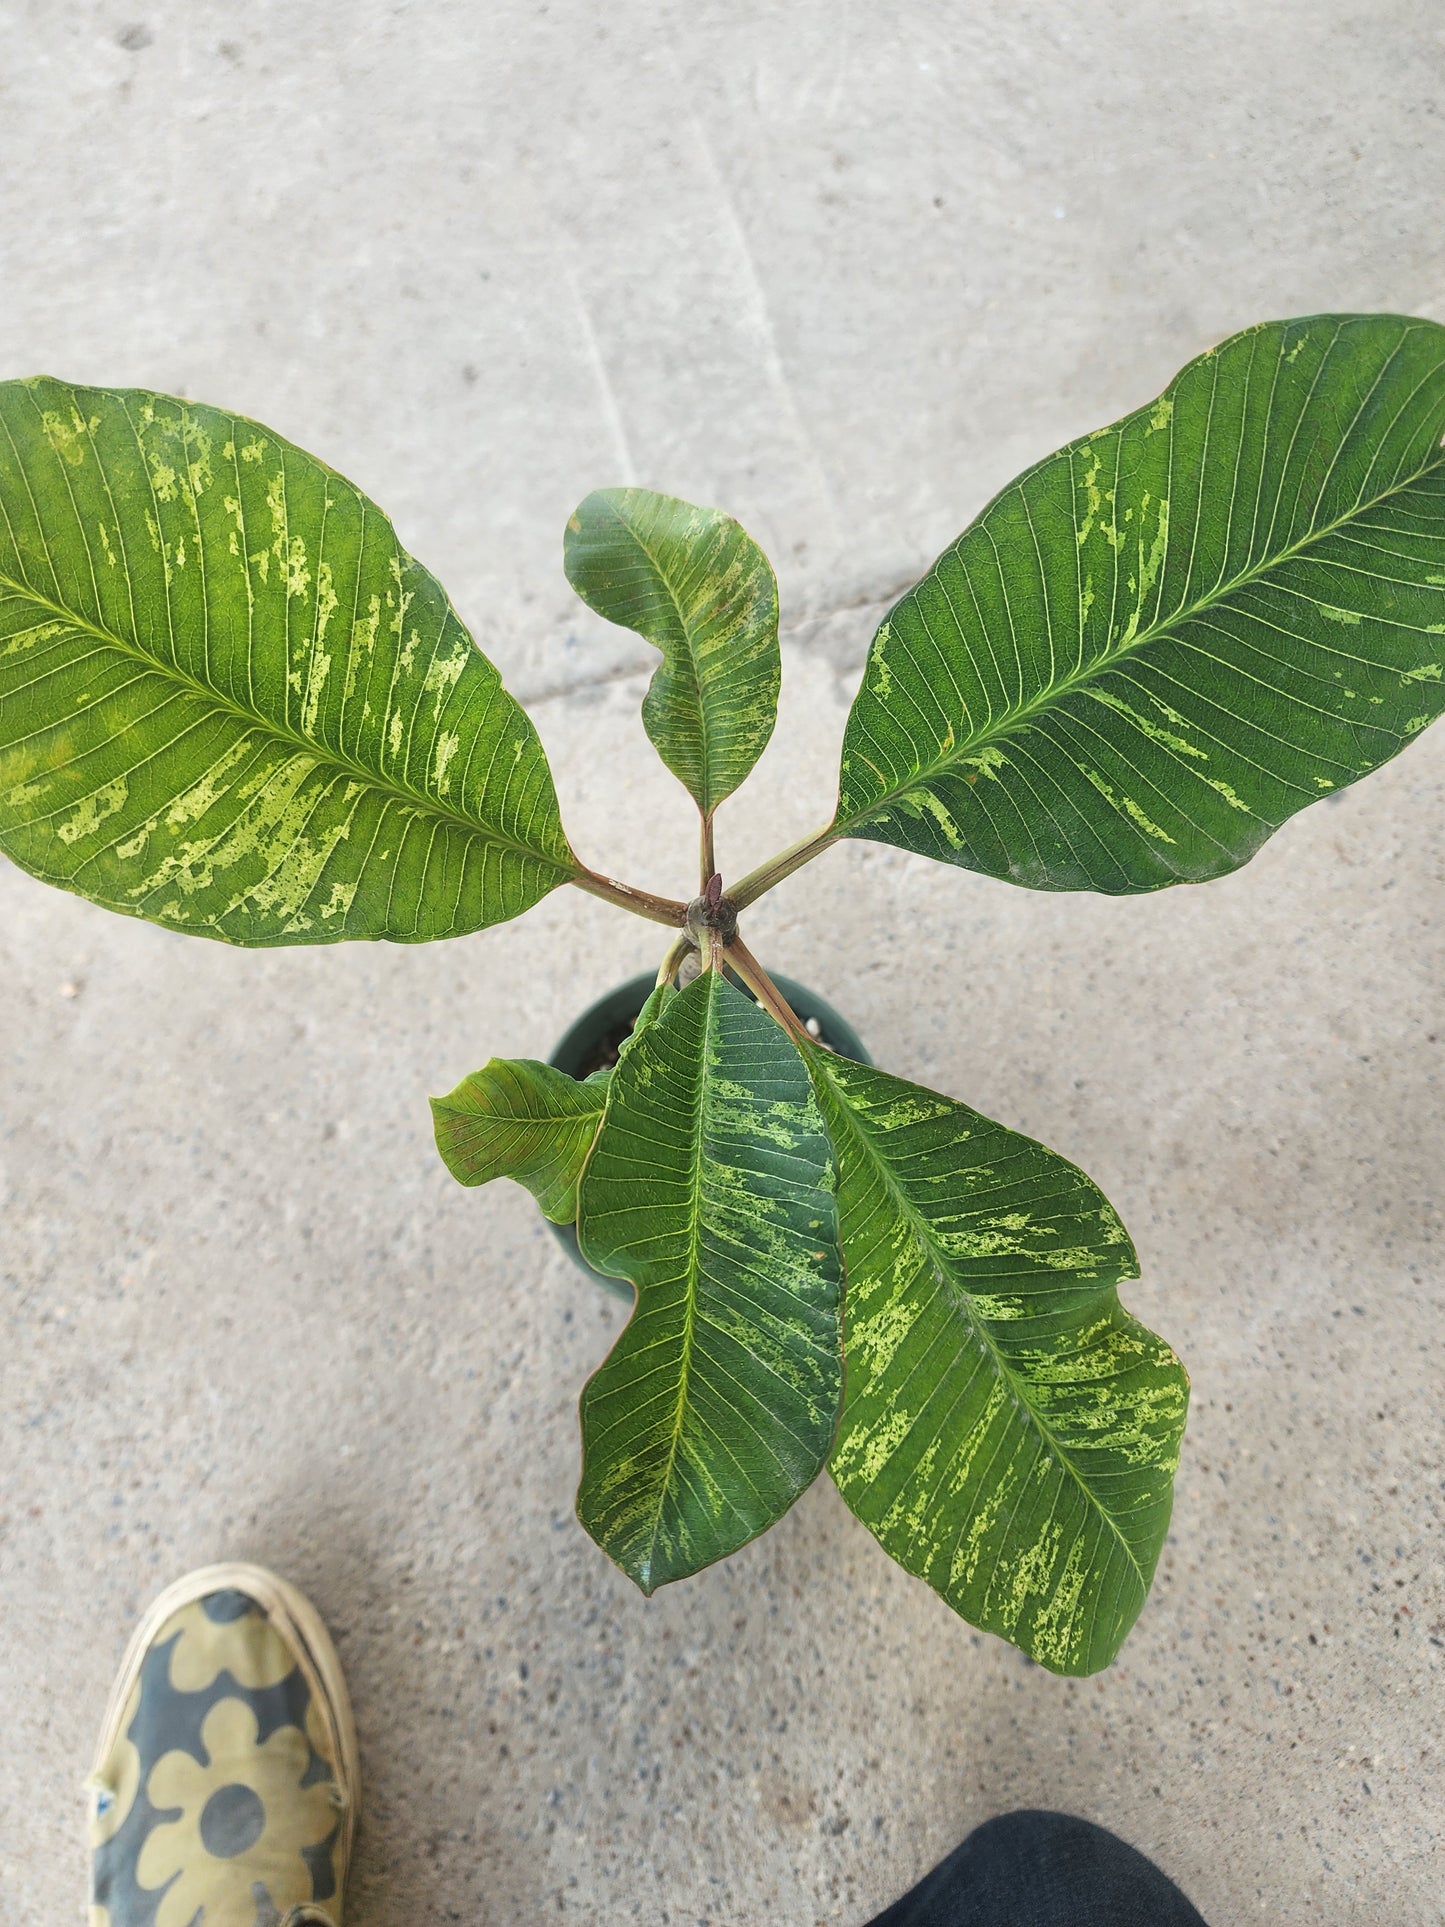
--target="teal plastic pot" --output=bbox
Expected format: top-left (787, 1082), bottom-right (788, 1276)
top-left (546, 968), bottom-right (871, 1293)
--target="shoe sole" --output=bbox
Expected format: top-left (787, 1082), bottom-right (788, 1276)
top-left (91, 1561), bottom-right (361, 1870)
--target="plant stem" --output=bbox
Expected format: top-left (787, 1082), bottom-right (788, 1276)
top-left (728, 823), bottom-right (839, 910)
top-left (571, 866), bottom-right (689, 927)
top-left (656, 930), bottom-right (694, 987)
top-left (700, 810), bottom-right (716, 894)
top-left (727, 935), bottom-right (809, 1043)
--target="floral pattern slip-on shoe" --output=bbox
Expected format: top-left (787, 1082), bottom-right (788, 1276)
top-left (87, 1563), bottom-right (361, 1927)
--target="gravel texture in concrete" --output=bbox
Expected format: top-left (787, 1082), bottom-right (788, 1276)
top-left (2, 4), bottom-right (1444, 1923)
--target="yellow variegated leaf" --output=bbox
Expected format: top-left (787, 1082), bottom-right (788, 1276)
top-left (576, 972), bottom-right (841, 1591)
top-left (807, 1047), bottom-right (1187, 1675)
top-left (0, 379), bottom-right (575, 943)
top-left (839, 314), bottom-right (1445, 892)
top-left (564, 488), bottom-right (779, 817)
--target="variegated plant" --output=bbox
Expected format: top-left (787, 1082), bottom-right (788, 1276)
top-left (5, 313), bottom-right (1444, 1675)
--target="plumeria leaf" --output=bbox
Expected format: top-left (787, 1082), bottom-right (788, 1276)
top-left (431, 982), bottom-right (677, 1222)
top-left (0, 379), bottom-right (575, 943)
top-left (564, 487), bottom-right (780, 816)
top-left (838, 314), bottom-right (1445, 892)
top-left (432, 1060), bottom-right (611, 1223)
top-left (576, 971), bottom-right (841, 1591)
top-left (806, 1046), bottom-right (1188, 1675)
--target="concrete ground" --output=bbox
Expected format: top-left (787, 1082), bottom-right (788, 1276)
top-left (3, 3), bottom-right (1444, 1920)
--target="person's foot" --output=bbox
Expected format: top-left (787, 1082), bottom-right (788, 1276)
top-left (87, 1563), bottom-right (359, 1927)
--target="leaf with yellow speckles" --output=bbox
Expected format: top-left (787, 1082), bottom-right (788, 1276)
top-left (576, 971), bottom-right (842, 1591)
top-left (0, 379), bottom-right (576, 943)
top-left (805, 1047), bottom-right (1187, 1675)
top-left (838, 314), bottom-right (1445, 892)
top-left (564, 488), bottom-right (779, 819)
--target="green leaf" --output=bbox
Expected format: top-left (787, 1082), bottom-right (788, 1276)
top-left (576, 971), bottom-right (842, 1591)
top-left (0, 379), bottom-right (576, 944)
top-left (431, 1060), bottom-right (610, 1223)
top-left (563, 487), bottom-right (780, 817)
top-left (838, 314), bottom-right (1445, 893)
top-left (430, 982), bottom-right (676, 1222)
top-left (805, 1048), bottom-right (1188, 1675)
top-left (617, 978), bottom-right (677, 1054)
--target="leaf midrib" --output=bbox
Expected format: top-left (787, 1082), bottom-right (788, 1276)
top-left (818, 1062), bottom-right (1147, 1589)
top-left (0, 566), bottom-right (577, 876)
top-left (837, 445), bottom-right (1445, 835)
top-left (638, 972), bottom-right (715, 1588)
top-left (436, 1096), bottom-right (604, 1126)
top-left (618, 513), bottom-right (718, 816)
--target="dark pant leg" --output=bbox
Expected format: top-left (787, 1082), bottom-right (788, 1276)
top-left (867, 1810), bottom-right (1208, 1927)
